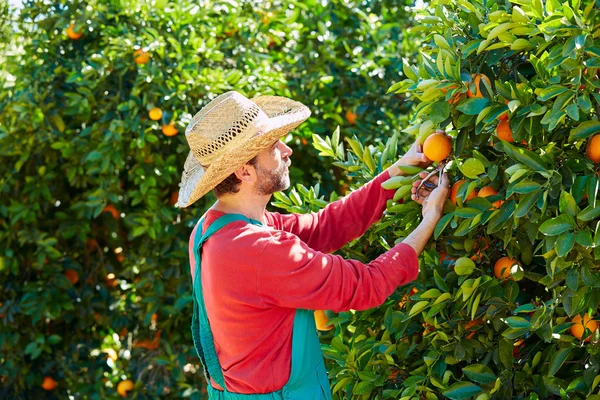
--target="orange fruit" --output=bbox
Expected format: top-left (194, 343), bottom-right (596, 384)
top-left (42, 377), bottom-right (58, 391)
top-left (345, 110), bottom-right (357, 125)
top-left (66, 23), bottom-right (83, 40)
top-left (496, 119), bottom-right (514, 142)
top-left (64, 269), bottom-right (79, 285)
top-left (498, 110), bottom-right (509, 121)
top-left (470, 237), bottom-right (489, 261)
top-left (102, 204), bottom-right (120, 219)
top-left (162, 123), bottom-right (178, 137)
top-left (133, 49), bottom-right (150, 65)
top-left (478, 185), bottom-right (503, 208)
top-left (423, 133), bottom-right (452, 162)
top-left (148, 107), bottom-right (162, 121)
top-left (117, 379), bottom-right (134, 397)
top-left (169, 191), bottom-right (179, 206)
top-left (133, 330), bottom-right (161, 350)
top-left (450, 179), bottom-right (477, 205)
top-left (587, 134), bottom-right (600, 163)
top-left (467, 74), bottom-right (491, 98)
top-left (314, 310), bottom-right (333, 331)
top-left (494, 257), bottom-right (519, 280)
top-left (441, 84), bottom-right (462, 104)
top-left (571, 313), bottom-right (597, 342)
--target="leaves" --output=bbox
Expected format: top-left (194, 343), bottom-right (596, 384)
top-left (442, 382), bottom-right (482, 400)
top-left (459, 159), bottom-right (486, 179)
top-left (539, 214), bottom-right (576, 236)
top-left (462, 364), bottom-right (497, 384)
top-left (569, 121), bottom-right (600, 141)
top-left (457, 98), bottom-right (491, 115)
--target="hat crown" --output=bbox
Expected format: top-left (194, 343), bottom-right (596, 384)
top-left (185, 91), bottom-right (270, 166)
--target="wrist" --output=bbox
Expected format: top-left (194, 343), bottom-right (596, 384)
top-left (423, 210), bottom-right (443, 224)
top-left (388, 160), bottom-right (406, 178)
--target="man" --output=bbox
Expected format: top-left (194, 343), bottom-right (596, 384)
top-left (176, 91), bottom-right (449, 399)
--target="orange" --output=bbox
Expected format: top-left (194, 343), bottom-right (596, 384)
top-left (470, 237), bottom-right (489, 261)
top-left (450, 179), bottom-right (477, 205)
top-left (587, 134), bottom-right (600, 163)
top-left (441, 84), bottom-right (461, 104)
top-left (42, 377), bottom-right (58, 391)
top-left (117, 379), bottom-right (134, 397)
top-left (169, 191), bottom-right (179, 206)
top-left (423, 133), bottom-right (452, 162)
top-left (571, 313), bottom-right (597, 342)
top-left (148, 107), bottom-right (162, 121)
top-left (345, 110), bottom-right (357, 125)
top-left (133, 49), bottom-right (150, 65)
top-left (467, 74), bottom-right (491, 98)
top-left (66, 23), bottom-right (83, 40)
top-left (496, 120), bottom-right (514, 142)
top-left (102, 204), bottom-right (120, 219)
top-left (494, 257), bottom-right (519, 280)
top-left (133, 330), bottom-right (161, 350)
top-left (314, 310), bottom-right (333, 331)
top-left (64, 269), bottom-right (79, 285)
top-left (465, 318), bottom-right (484, 330)
top-left (162, 123), bottom-right (178, 137)
top-left (478, 185), bottom-right (503, 208)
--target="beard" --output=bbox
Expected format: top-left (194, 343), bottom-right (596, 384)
top-left (254, 159), bottom-right (291, 196)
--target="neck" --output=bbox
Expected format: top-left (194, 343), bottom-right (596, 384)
top-left (211, 194), bottom-right (271, 224)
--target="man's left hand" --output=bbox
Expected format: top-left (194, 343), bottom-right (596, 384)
top-left (388, 136), bottom-right (438, 177)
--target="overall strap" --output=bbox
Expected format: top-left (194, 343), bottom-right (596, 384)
top-left (190, 213), bottom-right (261, 392)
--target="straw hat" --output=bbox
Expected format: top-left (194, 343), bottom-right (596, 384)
top-left (175, 91), bottom-right (311, 208)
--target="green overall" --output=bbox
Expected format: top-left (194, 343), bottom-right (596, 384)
top-left (191, 213), bottom-right (332, 400)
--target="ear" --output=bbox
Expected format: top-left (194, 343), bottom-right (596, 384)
top-left (233, 163), bottom-right (256, 183)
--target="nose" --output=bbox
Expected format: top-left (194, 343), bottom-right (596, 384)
top-left (278, 140), bottom-right (293, 158)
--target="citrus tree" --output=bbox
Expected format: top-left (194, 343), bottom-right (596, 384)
top-left (275, 0), bottom-right (600, 398)
top-left (0, 0), bottom-right (418, 398)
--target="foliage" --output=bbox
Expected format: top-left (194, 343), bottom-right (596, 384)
top-left (0, 0), bottom-right (418, 398)
top-left (276, 0), bottom-right (600, 398)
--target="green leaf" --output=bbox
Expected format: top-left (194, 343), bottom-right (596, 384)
top-left (548, 348), bottom-right (571, 377)
top-left (555, 232), bottom-right (575, 257)
top-left (455, 257), bottom-right (476, 276)
top-left (569, 121), bottom-right (600, 141)
top-left (487, 200), bottom-right (516, 234)
top-left (538, 85), bottom-right (569, 101)
top-left (539, 214), bottom-right (576, 236)
top-left (577, 206), bottom-right (600, 222)
top-left (442, 382), bottom-right (482, 400)
top-left (495, 141), bottom-right (547, 172)
top-left (434, 213), bottom-right (454, 239)
top-left (459, 159), bottom-right (486, 179)
top-left (505, 317), bottom-right (531, 329)
top-left (353, 381), bottom-right (374, 395)
top-left (559, 191), bottom-right (578, 217)
top-left (408, 301), bottom-right (430, 317)
top-left (515, 189), bottom-right (541, 218)
top-left (510, 180), bottom-right (541, 195)
top-left (462, 364), bottom-right (497, 384)
top-left (457, 98), bottom-right (491, 115)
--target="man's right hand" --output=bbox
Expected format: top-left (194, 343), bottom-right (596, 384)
top-left (411, 171), bottom-right (450, 219)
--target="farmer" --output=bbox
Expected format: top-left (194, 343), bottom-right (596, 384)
top-left (175, 91), bottom-right (449, 399)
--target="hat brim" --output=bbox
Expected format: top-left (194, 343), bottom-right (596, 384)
top-left (176, 96), bottom-right (310, 208)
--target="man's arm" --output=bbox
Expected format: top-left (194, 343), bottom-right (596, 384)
top-left (266, 138), bottom-right (433, 253)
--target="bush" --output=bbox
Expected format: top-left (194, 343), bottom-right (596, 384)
top-left (278, 0), bottom-right (600, 398)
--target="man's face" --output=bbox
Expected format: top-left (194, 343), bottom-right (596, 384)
top-left (253, 139), bottom-right (293, 196)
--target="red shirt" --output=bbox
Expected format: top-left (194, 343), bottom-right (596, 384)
top-left (189, 170), bottom-right (418, 393)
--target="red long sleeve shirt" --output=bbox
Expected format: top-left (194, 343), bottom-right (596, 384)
top-left (188, 169), bottom-right (419, 394)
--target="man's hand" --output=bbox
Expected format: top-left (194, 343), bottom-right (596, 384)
top-left (411, 171), bottom-right (450, 218)
top-left (388, 132), bottom-right (445, 177)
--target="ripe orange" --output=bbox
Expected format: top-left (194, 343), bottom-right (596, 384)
top-left (571, 313), bottom-right (597, 342)
top-left (66, 24), bottom-right (83, 40)
top-left (494, 257), bottom-right (519, 280)
top-left (64, 269), bottom-right (79, 285)
top-left (450, 179), bottom-right (477, 205)
top-left (498, 110), bottom-right (509, 121)
top-left (148, 107), bottom-right (162, 121)
top-left (467, 74), bottom-right (491, 98)
top-left (133, 49), bottom-right (150, 65)
top-left (117, 379), bottom-right (134, 397)
top-left (441, 85), bottom-right (461, 104)
top-left (42, 377), bottom-right (58, 391)
top-left (496, 120), bottom-right (514, 142)
top-left (169, 191), bottom-right (179, 206)
top-left (133, 330), bottom-right (161, 350)
top-left (470, 237), bottom-right (489, 261)
top-left (162, 123), bottom-right (178, 137)
top-left (314, 310), bottom-right (333, 331)
top-left (423, 133), bottom-right (452, 162)
top-left (102, 204), bottom-right (120, 219)
top-left (345, 110), bottom-right (357, 125)
top-left (478, 185), bottom-right (503, 208)
top-left (587, 134), bottom-right (600, 163)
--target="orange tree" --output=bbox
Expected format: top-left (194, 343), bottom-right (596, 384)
top-left (274, 0), bottom-right (600, 399)
top-left (0, 0), bottom-right (418, 398)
